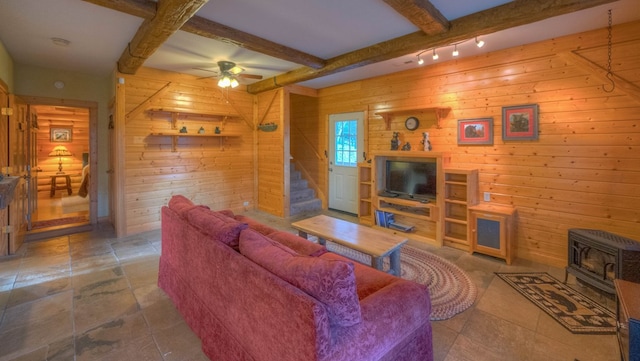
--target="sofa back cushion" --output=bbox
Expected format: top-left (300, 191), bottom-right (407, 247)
top-left (168, 195), bottom-right (210, 217)
top-left (234, 214), bottom-right (280, 236)
top-left (186, 207), bottom-right (248, 248)
top-left (239, 229), bottom-right (361, 327)
top-left (268, 231), bottom-right (327, 257)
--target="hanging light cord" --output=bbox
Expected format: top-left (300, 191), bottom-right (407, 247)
top-left (603, 9), bottom-right (615, 93)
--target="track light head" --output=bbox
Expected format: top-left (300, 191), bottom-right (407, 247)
top-left (432, 49), bottom-right (439, 60)
top-left (452, 44), bottom-right (459, 57)
top-left (475, 37), bottom-right (485, 48)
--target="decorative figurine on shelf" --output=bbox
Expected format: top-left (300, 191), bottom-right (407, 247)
top-left (401, 142), bottom-right (411, 151)
top-left (215, 126), bottom-right (221, 134)
top-left (179, 126), bottom-right (187, 133)
top-left (198, 127), bottom-right (205, 134)
top-left (421, 132), bottom-right (432, 151)
top-left (390, 132), bottom-right (400, 150)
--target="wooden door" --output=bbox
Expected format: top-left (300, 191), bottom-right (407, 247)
top-left (25, 106), bottom-right (38, 230)
top-left (8, 95), bottom-right (28, 253)
top-left (0, 81), bottom-right (9, 255)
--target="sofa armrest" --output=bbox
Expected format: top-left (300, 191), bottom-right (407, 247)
top-left (328, 279), bottom-right (432, 360)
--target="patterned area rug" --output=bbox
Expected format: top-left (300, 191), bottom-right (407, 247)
top-left (326, 242), bottom-right (477, 320)
top-left (496, 272), bottom-right (616, 334)
top-left (31, 216), bottom-right (88, 230)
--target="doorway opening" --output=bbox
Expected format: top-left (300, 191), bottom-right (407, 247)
top-left (28, 105), bottom-right (91, 234)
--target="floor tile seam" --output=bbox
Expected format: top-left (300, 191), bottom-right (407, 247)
top-left (460, 307), bottom-right (539, 357)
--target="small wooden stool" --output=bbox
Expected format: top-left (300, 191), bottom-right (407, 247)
top-left (50, 174), bottom-right (72, 197)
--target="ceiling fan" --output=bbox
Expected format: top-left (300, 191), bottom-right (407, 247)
top-left (196, 60), bottom-right (263, 88)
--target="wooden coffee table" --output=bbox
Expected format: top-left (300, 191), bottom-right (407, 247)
top-left (291, 215), bottom-right (408, 276)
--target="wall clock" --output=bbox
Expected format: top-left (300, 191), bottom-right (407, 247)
top-left (405, 116), bottom-right (419, 131)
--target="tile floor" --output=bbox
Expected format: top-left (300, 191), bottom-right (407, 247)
top-left (0, 210), bottom-right (620, 361)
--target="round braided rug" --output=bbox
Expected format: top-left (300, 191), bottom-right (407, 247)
top-left (325, 242), bottom-right (477, 320)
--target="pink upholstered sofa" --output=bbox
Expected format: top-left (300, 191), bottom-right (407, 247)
top-left (159, 195), bottom-right (433, 361)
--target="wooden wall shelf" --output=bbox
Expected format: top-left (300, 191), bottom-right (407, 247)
top-left (149, 132), bottom-right (241, 152)
top-left (375, 107), bottom-right (451, 130)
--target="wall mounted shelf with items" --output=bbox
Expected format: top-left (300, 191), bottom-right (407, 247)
top-left (147, 108), bottom-right (241, 152)
top-left (442, 167), bottom-right (478, 252)
top-left (374, 107), bottom-right (451, 130)
top-left (148, 132), bottom-right (241, 152)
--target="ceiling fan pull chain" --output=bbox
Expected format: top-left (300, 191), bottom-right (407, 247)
top-left (603, 9), bottom-right (615, 93)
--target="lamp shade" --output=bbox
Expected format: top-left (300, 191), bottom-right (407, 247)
top-left (49, 145), bottom-right (72, 174)
top-left (49, 145), bottom-right (71, 157)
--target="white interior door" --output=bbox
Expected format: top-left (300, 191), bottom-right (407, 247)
top-left (328, 112), bottom-right (364, 214)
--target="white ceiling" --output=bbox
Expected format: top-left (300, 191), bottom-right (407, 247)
top-left (0, 0), bottom-right (638, 90)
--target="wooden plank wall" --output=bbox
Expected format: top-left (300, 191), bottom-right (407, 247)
top-left (120, 67), bottom-right (255, 235)
top-left (256, 89), bottom-right (286, 217)
top-left (316, 21), bottom-right (640, 267)
top-left (34, 106), bottom-right (89, 196)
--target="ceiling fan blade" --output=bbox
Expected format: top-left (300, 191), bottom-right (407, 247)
top-left (238, 73), bottom-right (263, 80)
top-left (194, 67), bottom-right (219, 74)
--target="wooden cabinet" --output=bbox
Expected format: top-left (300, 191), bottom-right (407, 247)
top-left (615, 279), bottom-right (640, 361)
top-left (357, 162), bottom-right (374, 226)
top-left (371, 151), bottom-right (447, 247)
top-left (469, 204), bottom-right (516, 264)
top-left (442, 168), bottom-right (478, 251)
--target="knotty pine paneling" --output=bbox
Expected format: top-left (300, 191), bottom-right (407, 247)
top-left (317, 20), bottom-right (640, 267)
top-left (119, 67), bottom-right (254, 235)
top-left (256, 89), bottom-right (285, 216)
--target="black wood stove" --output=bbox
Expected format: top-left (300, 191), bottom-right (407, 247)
top-left (566, 229), bottom-right (640, 294)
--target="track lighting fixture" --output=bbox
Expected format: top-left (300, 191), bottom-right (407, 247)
top-left (415, 36), bottom-right (487, 67)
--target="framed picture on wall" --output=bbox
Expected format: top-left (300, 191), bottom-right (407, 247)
top-left (50, 127), bottom-right (72, 142)
top-left (502, 104), bottom-right (539, 140)
top-left (457, 118), bottom-right (493, 145)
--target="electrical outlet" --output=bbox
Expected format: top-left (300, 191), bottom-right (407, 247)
top-left (483, 192), bottom-right (491, 202)
top-left (243, 201), bottom-right (249, 206)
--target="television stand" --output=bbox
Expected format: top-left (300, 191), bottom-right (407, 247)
top-left (377, 196), bottom-right (437, 221)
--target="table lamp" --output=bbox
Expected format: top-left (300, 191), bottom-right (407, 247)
top-left (49, 145), bottom-right (72, 174)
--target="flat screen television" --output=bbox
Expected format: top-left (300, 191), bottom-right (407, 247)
top-left (384, 160), bottom-right (437, 200)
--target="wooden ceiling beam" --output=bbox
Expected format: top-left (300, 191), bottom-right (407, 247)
top-left (248, 0), bottom-right (618, 93)
top-left (83, 0), bottom-right (326, 69)
top-left (117, 0), bottom-right (208, 74)
top-left (383, 0), bottom-right (449, 35)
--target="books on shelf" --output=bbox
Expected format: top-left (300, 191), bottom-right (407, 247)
top-left (375, 210), bottom-right (414, 232)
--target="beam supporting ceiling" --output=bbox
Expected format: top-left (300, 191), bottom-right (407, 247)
top-left (383, 0), bottom-right (449, 35)
top-left (83, 0), bottom-right (326, 69)
top-left (247, 0), bottom-right (618, 93)
top-left (118, 0), bottom-right (208, 74)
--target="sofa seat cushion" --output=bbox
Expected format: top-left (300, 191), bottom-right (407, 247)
top-left (186, 207), bottom-right (248, 248)
top-left (268, 231), bottom-right (327, 257)
top-left (239, 229), bottom-right (362, 327)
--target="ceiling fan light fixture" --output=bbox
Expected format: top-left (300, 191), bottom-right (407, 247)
top-left (218, 75), bottom-right (232, 88)
top-left (230, 78), bottom-right (239, 88)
